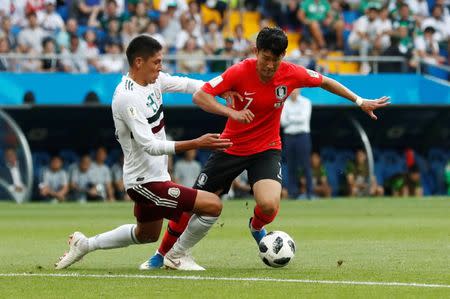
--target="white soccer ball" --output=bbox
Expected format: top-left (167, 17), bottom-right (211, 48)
top-left (258, 231), bottom-right (296, 268)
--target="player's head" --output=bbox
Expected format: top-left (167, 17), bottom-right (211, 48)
top-left (4, 147), bottom-right (17, 164)
top-left (255, 27), bottom-right (288, 81)
top-left (126, 35), bottom-right (163, 84)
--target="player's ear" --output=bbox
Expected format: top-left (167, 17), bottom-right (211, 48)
top-left (253, 47), bottom-right (258, 56)
top-left (135, 57), bottom-right (143, 69)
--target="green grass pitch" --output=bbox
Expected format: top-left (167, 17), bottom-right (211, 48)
top-left (0, 198), bottom-right (449, 298)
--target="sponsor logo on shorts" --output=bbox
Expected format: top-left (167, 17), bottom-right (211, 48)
top-left (168, 187), bottom-right (180, 198)
top-left (136, 177), bottom-right (145, 182)
top-left (197, 173), bottom-right (208, 187)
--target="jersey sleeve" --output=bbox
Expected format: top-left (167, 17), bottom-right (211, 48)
top-left (291, 64), bottom-right (323, 88)
top-left (158, 72), bottom-right (204, 94)
top-left (201, 63), bottom-right (240, 96)
top-left (114, 93), bottom-right (175, 156)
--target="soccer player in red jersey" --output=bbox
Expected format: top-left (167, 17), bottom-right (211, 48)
top-left (142, 27), bottom-right (389, 269)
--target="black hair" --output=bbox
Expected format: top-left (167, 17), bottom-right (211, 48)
top-left (126, 35), bottom-right (162, 67)
top-left (256, 27), bottom-right (288, 56)
top-left (41, 37), bottom-right (54, 48)
top-left (84, 91), bottom-right (100, 104)
top-left (408, 164), bottom-right (420, 173)
top-left (23, 91), bottom-right (36, 104)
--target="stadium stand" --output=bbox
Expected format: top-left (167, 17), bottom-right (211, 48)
top-left (0, 0), bottom-right (449, 200)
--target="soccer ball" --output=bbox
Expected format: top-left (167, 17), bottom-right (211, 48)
top-left (258, 231), bottom-right (296, 268)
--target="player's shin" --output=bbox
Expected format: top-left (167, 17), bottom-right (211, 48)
top-left (158, 212), bottom-right (191, 255)
top-left (88, 224), bottom-right (139, 251)
top-left (170, 215), bottom-right (217, 256)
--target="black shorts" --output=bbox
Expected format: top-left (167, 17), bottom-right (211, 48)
top-left (194, 149), bottom-right (282, 195)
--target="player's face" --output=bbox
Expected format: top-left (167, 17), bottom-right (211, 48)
top-left (256, 49), bottom-right (284, 81)
top-left (142, 50), bottom-right (163, 84)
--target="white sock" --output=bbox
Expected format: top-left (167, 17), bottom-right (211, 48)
top-left (171, 215), bottom-right (217, 256)
top-left (87, 224), bottom-right (139, 251)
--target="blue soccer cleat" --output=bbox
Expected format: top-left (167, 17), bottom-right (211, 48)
top-left (248, 217), bottom-right (267, 245)
top-left (139, 251), bottom-right (164, 270)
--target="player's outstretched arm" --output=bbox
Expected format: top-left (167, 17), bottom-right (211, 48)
top-left (193, 89), bottom-right (255, 123)
top-left (175, 134), bottom-right (232, 153)
top-left (320, 76), bottom-right (390, 120)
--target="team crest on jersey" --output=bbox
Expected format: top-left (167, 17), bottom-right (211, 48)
top-left (197, 173), bottom-right (208, 187)
top-left (168, 187), bottom-right (180, 198)
top-left (275, 85), bottom-right (287, 100)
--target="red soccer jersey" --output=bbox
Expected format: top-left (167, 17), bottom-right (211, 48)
top-left (202, 58), bottom-right (323, 156)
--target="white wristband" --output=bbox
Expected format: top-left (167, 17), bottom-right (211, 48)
top-left (355, 97), bottom-right (364, 106)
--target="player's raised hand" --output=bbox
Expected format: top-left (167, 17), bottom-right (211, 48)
top-left (196, 133), bottom-right (233, 151)
top-left (230, 109), bottom-right (255, 124)
top-left (360, 96), bottom-right (390, 120)
top-left (220, 91), bottom-right (243, 108)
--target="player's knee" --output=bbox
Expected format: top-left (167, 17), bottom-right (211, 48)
top-left (258, 200), bottom-right (279, 215)
top-left (208, 196), bottom-right (223, 217)
top-left (135, 230), bottom-right (159, 244)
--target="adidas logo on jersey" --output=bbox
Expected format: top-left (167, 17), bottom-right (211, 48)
top-left (125, 80), bottom-right (134, 91)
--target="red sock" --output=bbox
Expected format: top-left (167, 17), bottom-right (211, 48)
top-left (158, 212), bottom-right (191, 255)
top-left (251, 205), bottom-right (278, 231)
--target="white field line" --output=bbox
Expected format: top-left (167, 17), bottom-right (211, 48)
top-left (0, 273), bottom-right (449, 289)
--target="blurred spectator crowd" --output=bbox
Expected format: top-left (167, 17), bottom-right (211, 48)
top-left (2, 144), bottom-right (449, 203)
top-left (0, 0), bottom-right (447, 74)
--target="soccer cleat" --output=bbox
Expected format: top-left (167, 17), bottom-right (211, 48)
top-left (249, 217), bottom-right (267, 245)
top-left (163, 250), bottom-right (205, 271)
top-left (55, 232), bottom-right (89, 270)
top-left (139, 252), bottom-right (164, 270)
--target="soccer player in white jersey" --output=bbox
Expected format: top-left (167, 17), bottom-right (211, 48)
top-left (55, 35), bottom-right (236, 271)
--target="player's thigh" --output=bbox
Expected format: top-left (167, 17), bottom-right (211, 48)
top-left (194, 151), bottom-right (248, 195)
top-left (247, 150), bottom-right (282, 212)
top-left (192, 190), bottom-right (222, 217)
top-left (135, 219), bottom-right (164, 243)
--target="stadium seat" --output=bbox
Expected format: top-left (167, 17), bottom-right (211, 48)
top-left (153, 0), bottom-right (161, 10)
top-left (377, 150), bottom-right (406, 183)
top-left (323, 162), bottom-right (339, 196)
top-left (343, 11), bottom-right (360, 25)
top-left (320, 147), bottom-right (337, 163)
top-left (77, 25), bottom-right (89, 37)
top-left (148, 10), bottom-right (160, 21)
top-left (414, 153), bottom-right (434, 195)
top-left (196, 149), bottom-right (211, 166)
top-left (286, 32), bottom-right (301, 56)
top-left (201, 5), bottom-right (222, 26)
top-left (106, 148), bottom-right (121, 166)
top-left (11, 26), bottom-right (21, 37)
top-left (430, 161), bottom-right (446, 195)
top-left (32, 152), bottom-right (50, 179)
top-left (59, 149), bottom-right (79, 168)
top-left (56, 5), bottom-right (69, 21)
top-left (428, 148), bottom-right (448, 164)
top-left (224, 10), bottom-right (260, 39)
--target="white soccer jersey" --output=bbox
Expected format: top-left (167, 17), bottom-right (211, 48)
top-left (112, 72), bottom-right (204, 189)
